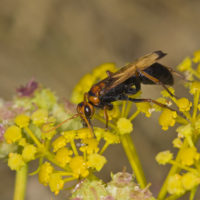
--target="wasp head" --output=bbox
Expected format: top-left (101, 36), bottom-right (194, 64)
top-left (77, 102), bottom-right (95, 122)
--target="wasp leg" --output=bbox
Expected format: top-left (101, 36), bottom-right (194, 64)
top-left (137, 69), bottom-right (175, 97)
top-left (104, 106), bottom-right (109, 129)
top-left (117, 94), bottom-right (176, 112)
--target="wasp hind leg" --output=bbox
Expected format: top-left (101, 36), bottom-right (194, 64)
top-left (137, 69), bottom-right (176, 97)
top-left (117, 94), bottom-right (176, 112)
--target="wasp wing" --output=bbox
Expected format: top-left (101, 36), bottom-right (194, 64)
top-left (101, 51), bottom-right (167, 94)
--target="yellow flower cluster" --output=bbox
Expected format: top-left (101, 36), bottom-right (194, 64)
top-left (156, 50), bottom-right (200, 198)
top-left (37, 127), bottom-right (121, 194)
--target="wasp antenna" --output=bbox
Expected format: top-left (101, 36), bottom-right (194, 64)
top-left (42, 113), bottom-right (80, 133)
top-left (154, 50), bottom-right (167, 59)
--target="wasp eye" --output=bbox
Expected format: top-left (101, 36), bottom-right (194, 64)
top-left (84, 105), bottom-right (91, 118)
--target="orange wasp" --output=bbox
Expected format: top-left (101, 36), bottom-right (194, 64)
top-left (54, 51), bottom-right (177, 135)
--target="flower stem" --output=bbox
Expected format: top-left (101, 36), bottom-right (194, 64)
top-left (192, 91), bottom-right (199, 121)
top-left (120, 134), bottom-right (146, 188)
top-left (157, 140), bottom-right (187, 200)
top-left (190, 186), bottom-right (197, 200)
top-left (13, 164), bottom-right (28, 200)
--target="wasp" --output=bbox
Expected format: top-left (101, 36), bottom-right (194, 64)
top-left (52, 51), bottom-right (177, 135)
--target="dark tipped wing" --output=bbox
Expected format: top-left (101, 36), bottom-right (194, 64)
top-left (101, 51), bottom-right (167, 93)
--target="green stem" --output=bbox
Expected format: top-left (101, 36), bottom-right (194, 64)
top-left (120, 134), bottom-right (146, 188)
top-left (190, 186), bottom-right (197, 200)
top-left (13, 164), bottom-right (28, 200)
top-left (129, 110), bottom-right (140, 121)
top-left (24, 127), bottom-right (42, 148)
top-left (192, 91), bottom-right (199, 121)
top-left (157, 140), bottom-right (188, 200)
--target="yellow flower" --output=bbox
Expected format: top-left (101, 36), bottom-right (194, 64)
top-left (18, 138), bottom-right (27, 147)
top-left (4, 125), bottom-right (22, 144)
top-left (87, 153), bottom-right (107, 171)
top-left (80, 138), bottom-right (99, 154)
top-left (117, 118), bottom-right (133, 135)
top-left (71, 74), bottom-right (95, 104)
top-left (8, 153), bottom-right (25, 171)
top-left (76, 128), bottom-right (91, 140)
top-left (176, 98), bottom-right (192, 112)
top-left (190, 81), bottom-right (200, 95)
top-left (159, 109), bottom-right (177, 130)
top-left (103, 131), bottom-right (120, 144)
top-left (41, 124), bottom-right (56, 140)
top-left (136, 102), bottom-right (153, 117)
top-left (182, 172), bottom-right (200, 191)
top-left (15, 114), bottom-right (30, 128)
top-left (155, 150), bottom-right (173, 165)
top-left (55, 147), bottom-right (73, 167)
top-left (49, 173), bottom-right (64, 195)
top-left (179, 147), bottom-right (199, 166)
top-left (69, 156), bottom-right (89, 178)
top-left (177, 57), bottom-right (192, 72)
top-left (94, 127), bottom-right (105, 141)
top-left (153, 98), bottom-right (172, 111)
top-left (197, 64), bottom-right (200, 74)
top-left (172, 138), bottom-right (183, 148)
top-left (38, 162), bottom-right (54, 186)
top-left (167, 174), bottom-right (185, 195)
top-left (52, 136), bottom-right (67, 152)
top-left (31, 109), bottom-right (48, 126)
top-left (161, 87), bottom-right (175, 98)
top-left (176, 124), bottom-right (193, 138)
top-left (62, 130), bottom-right (77, 142)
top-left (193, 50), bottom-right (200, 63)
top-left (22, 144), bottom-right (37, 162)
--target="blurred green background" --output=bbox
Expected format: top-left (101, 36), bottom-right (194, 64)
top-left (0, 0), bottom-right (200, 199)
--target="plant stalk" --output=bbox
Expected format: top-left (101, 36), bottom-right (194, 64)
top-left (120, 134), bottom-right (146, 188)
top-left (13, 164), bottom-right (28, 200)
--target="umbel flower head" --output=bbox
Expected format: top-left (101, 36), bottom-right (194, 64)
top-left (156, 50), bottom-right (200, 198)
